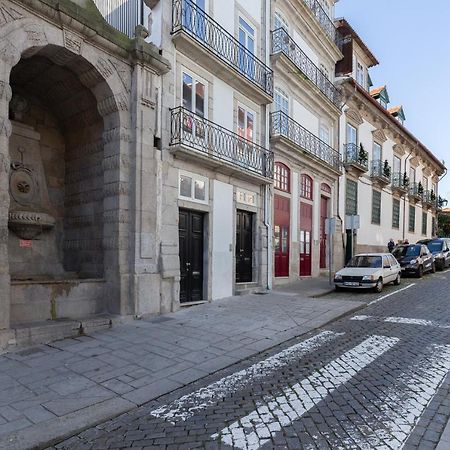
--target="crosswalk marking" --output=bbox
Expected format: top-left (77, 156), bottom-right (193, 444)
top-left (211, 335), bottom-right (399, 450)
top-left (367, 283), bottom-right (415, 305)
top-left (351, 315), bottom-right (450, 329)
top-left (150, 330), bottom-right (342, 423)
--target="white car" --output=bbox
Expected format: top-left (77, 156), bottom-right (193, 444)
top-left (334, 253), bottom-right (401, 293)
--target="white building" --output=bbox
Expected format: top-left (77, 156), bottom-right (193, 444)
top-left (336, 19), bottom-right (446, 260)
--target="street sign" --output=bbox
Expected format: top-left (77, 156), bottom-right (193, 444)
top-left (345, 215), bottom-right (360, 230)
top-left (325, 217), bottom-right (336, 236)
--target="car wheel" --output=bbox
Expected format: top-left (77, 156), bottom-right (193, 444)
top-left (374, 278), bottom-right (383, 293)
top-left (335, 285), bottom-right (343, 292)
top-left (393, 273), bottom-right (401, 286)
top-left (416, 265), bottom-right (423, 278)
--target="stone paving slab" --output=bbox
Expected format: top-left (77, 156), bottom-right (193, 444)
top-left (436, 416), bottom-right (450, 450)
top-left (0, 292), bottom-right (363, 450)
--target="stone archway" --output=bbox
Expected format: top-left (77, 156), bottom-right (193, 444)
top-left (0, 13), bottom-right (133, 331)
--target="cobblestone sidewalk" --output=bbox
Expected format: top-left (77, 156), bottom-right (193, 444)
top-left (0, 292), bottom-right (362, 449)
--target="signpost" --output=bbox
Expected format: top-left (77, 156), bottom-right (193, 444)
top-left (345, 215), bottom-right (361, 263)
top-left (325, 218), bottom-right (336, 286)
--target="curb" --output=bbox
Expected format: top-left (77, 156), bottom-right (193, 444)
top-left (436, 418), bottom-right (450, 450)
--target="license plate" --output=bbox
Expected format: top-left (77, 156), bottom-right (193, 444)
top-left (344, 282), bottom-right (359, 286)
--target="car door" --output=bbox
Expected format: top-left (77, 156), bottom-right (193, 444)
top-left (382, 255), bottom-right (394, 282)
top-left (422, 246), bottom-right (432, 271)
top-left (389, 255), bottom-right (400, 278)
top-left (444, 241), bottom-right (450, 267)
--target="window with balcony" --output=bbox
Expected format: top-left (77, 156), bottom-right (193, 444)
top-left (182, 0), bottom-right (206, 40)
top-left (346, 180), bottom-right (358, 215)
top-left (238, 17), bottom-right (256, 80)
top-left (274, 163), bottom-right (290, 192)
top-left (237, 106), bottom-right (255, 142)
top-left (300, 174), bottom-right (313, 200)
top-left (409, 205), bottom-right (416, 233)
top-left (422, 212), bottom-right (427, 235)
top-left (320, 124), bottom-right (331, 146)
top-left (373, 142), bottom-right (382, 162)
top-left (274, 12), bottom-right (289, 32)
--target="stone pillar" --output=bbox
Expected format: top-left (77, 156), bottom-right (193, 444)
top-left (0, 73), bottom-right (12, 343)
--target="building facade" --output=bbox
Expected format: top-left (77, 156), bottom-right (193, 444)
top-left (336, 19), bottom-right (446, 260)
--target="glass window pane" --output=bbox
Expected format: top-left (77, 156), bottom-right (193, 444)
top-left (238, 107), bottom-right (245, 138)
top-left (180, 175), bottom-right (192, 198)
top-left (194, 179), bottom-right (205, 201)
top-left (195, 81), bottom-right (205, 117)
top-left (246, 112), bottom-right (254, 141)
top-left (183, 73), bottom-right (193, 111)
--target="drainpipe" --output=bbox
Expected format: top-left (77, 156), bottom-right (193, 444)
top-left (402, 144), bottom-right (416, 241)
top-left (263, 0), bottom-right (272, 291)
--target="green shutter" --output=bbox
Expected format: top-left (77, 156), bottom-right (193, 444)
top-left (392, 199), bottom-right (400, 229)
top-left (422, 212), bottom-right (427, 235)
top-left (409, 205), bottom-right (416, 233)
top-left (371, 190), bottom-right (381, 225)
top-left (346, 180), bottom-right (358, 215)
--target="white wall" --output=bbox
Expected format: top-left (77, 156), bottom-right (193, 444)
top-left (293, 99), bottom-right (319, 135)
top-left (213, 77), bottom-right (234, 130)
top-left (211, 180), bottom-right (234, 300)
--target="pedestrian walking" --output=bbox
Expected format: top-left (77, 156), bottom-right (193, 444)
top-left (388, 238), bottom-right (395, 253)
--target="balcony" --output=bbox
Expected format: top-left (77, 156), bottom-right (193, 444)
top-left (271, 28), bottom-right (341, 109)
top-left (343, 143), bottom-right (368, 176)
top-left (301, 0), bottom-right (342, 49)
top-left (392, 172), bottom-right (409, 195)
top-left (409, 182), bottom-right (424, 203)
top-left (171, 0), bottom-right (273, 103)
top-left (270, 111), bottom-right (341, 174)
top-left (422, 190), bottom-right (436, 209)
top-left (170, 107), bottom-right (274, 183)
top-left (370, 159), bottom-right (391, 187)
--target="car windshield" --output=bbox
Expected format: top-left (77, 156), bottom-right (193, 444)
top-left (393, 245), bottom-right (420, 258)
top-left (346, 256), bottom-right (382, 268)
top-left (426, 241), bottom-right (443, 252)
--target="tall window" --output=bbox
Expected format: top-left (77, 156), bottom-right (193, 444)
top-left (373, 142), bottom-right (382, 162)
top-left (423, 177), bottom-right (429, 192)
top-left (238, 17), bottom-right (255, 79)
top-left (371, 190), bottom-right (381, 225)
top-left (183, 0), bottom-right (206, 39)
top-left (237, 106), bottom-right (254, 142)
top-left (393, 156), bottom-right (401, 174)
top-left (422, 212), bottom-right (427, 235)
top-left (300, 174), bottom-right (313, 200)
top-left (409, 205), bottom-right (416, 233)
top-left (346, 180), bottom-right (358, 215)
top-left (356, 62), bottom-right (366, 89)
top-left (410, 167), bottom-right (416, 184)
top-left (274, 163), bottom-right (290, 192)
top-left (392, 198), bottom-right (400, 229)
top-left (274, 12), bottom-right (289, 31)
top-left (183, 72), bottom-right (206, 117)
top-left (274, 88), bottom-right (289, 115)
top-left (319, 124), bottom-right (331, 145)
top-left (346, 123), bottom-right (357, 146)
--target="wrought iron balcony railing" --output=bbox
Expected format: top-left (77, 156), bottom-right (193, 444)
top-left (272, 28), bottom-right (341, 108)
top-left (301, 0), bottom-right (341, 48)
top-left (343, 143), bottom-right (368, 171)
top-left (392, 172), bottom-right (409, 191)
top-left (423, 190), bottom-right (435, 205)
top-left (170, 107), bottom-right (274, 179)
top-left (172, 0), bottom-right (273, 97)
top-left (270, 111), bottom-right (341, 171)
top-left (370, 159), bottom-right (391, 183)
top-left (409, 182), bottom-right (424, 200)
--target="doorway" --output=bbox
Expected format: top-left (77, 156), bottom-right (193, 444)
top-left (299, 202), bottom-right (312, 276)
top-left (179, 209), bottom-right (204, 303)
top-left (274, 195), bottom-right (290, 277)
top-left (236, 210), bottom-right (253, 283)
top-left (320, 196), bottom-right (329, 269)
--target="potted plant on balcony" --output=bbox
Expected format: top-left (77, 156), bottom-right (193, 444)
top-left (402, 172), bottom-right (409, 188)
top-left (418, 181), bottom-right (424, 197)
top-left (430, 190), bottom-right (436, 202)
top-left (358, 143), bottom-right (368, 167)
top-left (383, 159), bottom-right (391, 179)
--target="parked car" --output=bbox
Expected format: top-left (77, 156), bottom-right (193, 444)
top-left (416, 238), bottom-right (450, 271)
top-left (392, 244), bottom-right (435, 277)
top-left (334, 253), bottom-right (401, 293)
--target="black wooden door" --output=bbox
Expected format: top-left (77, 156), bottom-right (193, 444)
top-left (236, 210), bottom-right (253, 283)
top-left (179, 210), bottom-right (204, 303)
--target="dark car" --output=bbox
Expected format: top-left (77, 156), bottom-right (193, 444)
top-left (417, 238), bottom-right (450, 271)
top-left (392, 244), bottom-right (435, 277)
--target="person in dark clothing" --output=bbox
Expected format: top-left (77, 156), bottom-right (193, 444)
top-left (387, 238), bottom-right (395, 253)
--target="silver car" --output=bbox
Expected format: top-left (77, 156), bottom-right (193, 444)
top-left (334, 253), bottom-right (402, 293)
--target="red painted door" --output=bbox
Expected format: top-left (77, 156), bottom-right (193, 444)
top-left (299, 202), bottom-right (312, 276)
top-left (320, 196), bottom-right (329, 269)
top-left (274, 195), bottom-right (290, 277)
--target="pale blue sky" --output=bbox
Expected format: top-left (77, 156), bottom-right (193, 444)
top-left (335, 0), bottom-right (450, 200)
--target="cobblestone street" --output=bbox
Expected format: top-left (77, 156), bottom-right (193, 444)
top-left (49, 270), bottom-right (450, 449)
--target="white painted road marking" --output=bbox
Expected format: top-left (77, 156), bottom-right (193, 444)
top-left (368, 283), bottom-right (415, 306)
top-left (351, 315), bottom-right (450, 329)
top-left (151, 330), bottom-right (342, 423)
top-left (212, 335), bottom-right (399, 450)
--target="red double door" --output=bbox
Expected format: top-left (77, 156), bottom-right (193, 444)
top-left (299, 202), bottom-right (312, 276)
top-left (274, 195), bottom-right (290, 277)
top-left (320, 196), bottom-right (329, 269)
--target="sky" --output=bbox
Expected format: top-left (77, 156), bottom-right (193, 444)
top-left (335, 0), bottom-right (450, 200)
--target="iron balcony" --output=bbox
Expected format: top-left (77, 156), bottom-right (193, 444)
top-left (409, 182), bottom-right (424, 202)
top-left (272, 28), bottom-right (341, 109)
top-left (172, 0), bottom-right (273, 100)
top-left (270, 110), bottom-right (341, 173)
top-left (392, 172), bottom-right (409, 194)
top-left (170, 107), bottom-right (274, 182)
top-left (343, 143), bottom-right (368, 175)
top-left (370, 159), bottom-right (391, 186)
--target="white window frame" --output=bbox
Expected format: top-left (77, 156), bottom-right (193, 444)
top-left (181, 67), bottom-right (208, 118)
top-left (237, 102), bottom-right (257, 143)
top-left (356, 61), bottom-right (366, 89)
top-left (238, 14), bottom-right (257, 56)
top-left (274, 11), bottom-right (289, 32)
top-left (178, 170), bottom-right (209, 204)
top-left (274, 87), bottom-right (289, 115)
top-left (319, 123), bottom-right (331, 146)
